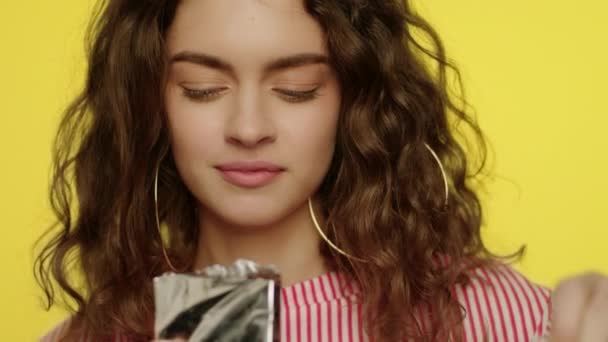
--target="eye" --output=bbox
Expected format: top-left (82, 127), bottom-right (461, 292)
top-left (274, 86), bottom-right (321, 103)
top-left (180, 86), bottom-right (321, 103)
top-left (181, 87), bottom-right (228, 102)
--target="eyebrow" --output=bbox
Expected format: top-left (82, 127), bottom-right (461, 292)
top-left (169, 51), bottom-right (329, 76)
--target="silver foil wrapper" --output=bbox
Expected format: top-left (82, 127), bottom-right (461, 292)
top-left (153, 259), bottom-right (281, 342)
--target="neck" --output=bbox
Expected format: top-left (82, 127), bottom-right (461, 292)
top-left (192, 199), bottom-right (330, 287)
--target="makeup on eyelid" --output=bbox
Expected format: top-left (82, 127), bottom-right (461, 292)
top-left (180, 84), bottom-right (321, 103)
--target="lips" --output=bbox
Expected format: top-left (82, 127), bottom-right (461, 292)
top-left (215, 161), bottom-right (285, 172)
top-left (215, 161), bottom-right (285, 188)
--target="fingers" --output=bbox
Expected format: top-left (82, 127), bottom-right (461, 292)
top-left (551, 272), bottom-right (608, 342)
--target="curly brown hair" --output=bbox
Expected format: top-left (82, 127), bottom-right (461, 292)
top-left (34, 0), bottom-right (521, 340)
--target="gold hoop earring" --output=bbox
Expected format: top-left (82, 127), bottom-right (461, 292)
top-left (423, 143), bottom-right (449, 208)
top-left (308, 198), bottom-right (367, 262)
top-left (308, 143), bottom-right (449, 262)
top-left (154, 164), bottom-right (183, 273)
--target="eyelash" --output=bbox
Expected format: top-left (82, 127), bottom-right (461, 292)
top-left (181, 86), bottom-right (320, 103)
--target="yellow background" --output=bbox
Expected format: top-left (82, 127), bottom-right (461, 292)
top-left (1, 1), bottom-right (606, 340)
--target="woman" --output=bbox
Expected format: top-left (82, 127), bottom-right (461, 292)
top-left (36, 0), bottom-right (607, 341)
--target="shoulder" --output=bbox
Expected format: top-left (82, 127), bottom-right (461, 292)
top-left (39, 317), bottom-right (72, 342)
top-left (452, 262), bottom-right (551, 341)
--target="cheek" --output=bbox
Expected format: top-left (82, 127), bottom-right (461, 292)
top-left (301, 95), bottom-right (340, 151)
top-left (166, 109), bottom-right (222, 202)
top-left (279, 104), bottom-right (339, 178)
top-left (165, 97), bottom-right (221, 164)
top-left (170, 126), bottom-right (214, 164)
top-left (295, 119), bottom-right (337, 158)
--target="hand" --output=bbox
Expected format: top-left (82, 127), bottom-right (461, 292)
top-left (548, 272), bottom-right (608, 342)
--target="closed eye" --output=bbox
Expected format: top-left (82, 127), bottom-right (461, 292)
top-left (272, 86), bottom-right (320, 103)
top-left (181, 86), bottom-right (320, 103)
top-left (181, 87), bottom-right (228, 102)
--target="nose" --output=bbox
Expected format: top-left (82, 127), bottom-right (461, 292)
top-left (224, 90), bottom-right (276, 148)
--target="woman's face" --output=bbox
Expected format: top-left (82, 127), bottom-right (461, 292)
top-left (164, 0), bottom-right (341, 228)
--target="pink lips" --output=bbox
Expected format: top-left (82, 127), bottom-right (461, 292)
top-left (215, 161), bottom-right (285, 188)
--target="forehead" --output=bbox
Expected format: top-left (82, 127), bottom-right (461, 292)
top-left (166, 0), bottom-right (327, 63)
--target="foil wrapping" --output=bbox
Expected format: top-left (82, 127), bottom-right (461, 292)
top-left (153, 259), bottom-right (281, 342)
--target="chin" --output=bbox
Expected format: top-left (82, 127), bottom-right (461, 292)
top-left (206, 200), bottom-right (299, 230)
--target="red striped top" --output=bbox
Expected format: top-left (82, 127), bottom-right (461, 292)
top-left (40, 263), bottom-right (551, 341)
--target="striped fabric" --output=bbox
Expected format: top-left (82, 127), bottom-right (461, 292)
top-left (279, 263), bottom-right (551, 342)
top-left (40, 264), bottom-right (551, 341)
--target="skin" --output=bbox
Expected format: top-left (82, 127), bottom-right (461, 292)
top-left (157, 0), bottom-right (608, 340)
top-left (545, 272), bottom-right (608, 342)
top-left (164, 0), bottom-right (340, 287)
